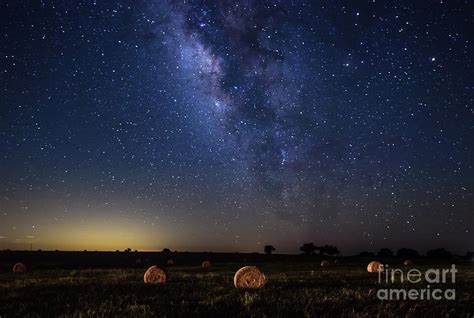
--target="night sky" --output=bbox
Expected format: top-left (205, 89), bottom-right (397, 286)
top-left (0, 0), bottom-right (472, 254)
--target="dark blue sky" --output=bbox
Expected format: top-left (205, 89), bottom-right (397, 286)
top-left (0, 0), bottom-right (472, 253)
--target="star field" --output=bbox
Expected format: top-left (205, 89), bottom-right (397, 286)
top-left (0, 0), bottom-right (472, 253)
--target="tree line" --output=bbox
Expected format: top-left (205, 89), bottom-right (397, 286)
top-left (263, 243), bottom-right (340, 256)
top-left (262, 244), bottom-right (461, 259)
top-left (360, 247), bottom-right (454, 258)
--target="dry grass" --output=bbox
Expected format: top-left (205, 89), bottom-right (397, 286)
top-left (0, 261), bottom-right (473, 317)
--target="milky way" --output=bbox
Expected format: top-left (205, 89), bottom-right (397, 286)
top-left (159, 1), bottom-right (314, 211)
top-left (0, 0), bottom-right (472, 253)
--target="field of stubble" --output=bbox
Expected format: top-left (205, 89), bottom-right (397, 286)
top-left (1, 261), bottom-right (473, 317)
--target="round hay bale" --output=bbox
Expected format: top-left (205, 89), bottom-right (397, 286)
top-left (367, 261), bottom-right (384, 273)
top-left (233, 266), bottom-right (266, 289)
top-left (320, 260), bottom-right (330, 267)
top-left (143, 265), bottom-right (167, 284)
top-left (404, 259), bottom-right (414, 266)
top-left (202, 260), bottom-right (211, 270)
top-left (166, 259), bottom-right (174, 266)
top-left (13, 262), bottom-right (27, 273)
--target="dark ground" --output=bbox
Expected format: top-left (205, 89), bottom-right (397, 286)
top-left (0, 251), bottom-right (473, 317)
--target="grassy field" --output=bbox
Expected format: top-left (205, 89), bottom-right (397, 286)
top-left (1, 258), bottom-right (473, 317)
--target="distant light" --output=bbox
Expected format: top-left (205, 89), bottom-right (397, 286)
top-left (430, 57), bottom-right (436, 62)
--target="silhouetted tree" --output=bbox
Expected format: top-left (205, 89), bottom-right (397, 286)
top-left (264, 245), bottom-right (275, 255)
top-left (124, 248), bottom-right (132, 252)
top-left (320, 245), bottom-right (340, 256)
top-left (300, 243), bottom-right (317, 255)
top-left (377, 248), bottom-right (394, 257)
top-left (162, 248), bottom-right (171, 254)
top-left (427, 248), bottom-right (452, 258)
top-left (396, 248), bottom-right (420, 258)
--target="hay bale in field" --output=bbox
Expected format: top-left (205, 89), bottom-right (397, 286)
top-left (404, 259), bottom-right (414, 266)
top-left (320, 260), bottom-right (330, 267)
top-left (143, 265), bottom-right (167, 284)
top-left (367, 261), bottom-right (384, 273)
top-left (166, 259), bottom-right (174, 266)
top-left (202, 260), bottom-right (211, 270)
top-left (13, 262), bottom-right (27, 273)
top-left (233, 266), bottom-right (266, 289)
